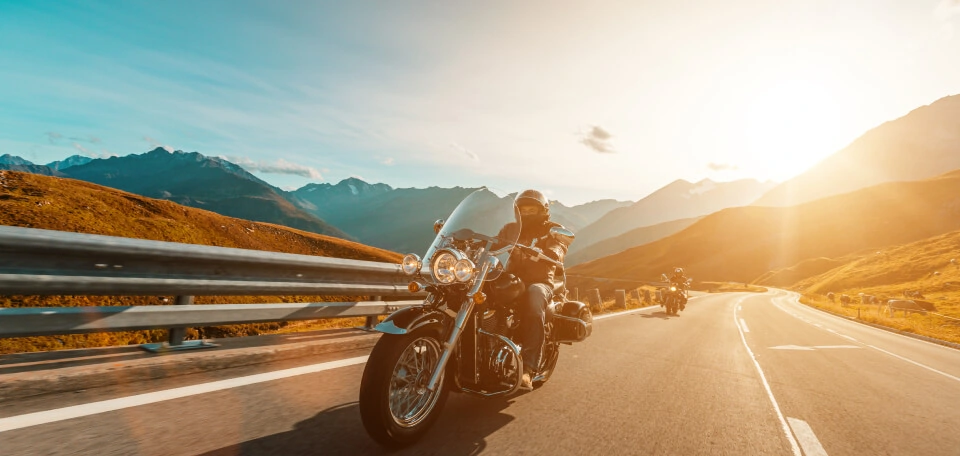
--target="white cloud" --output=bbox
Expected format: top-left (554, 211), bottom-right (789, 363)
top-left (224, 156), bottom-right (323, 180)
top-left (450, 142), bottom-right (479, 161)
top-left (381, 157), bottom-right (395, 165)
top-left (46, 132), bottom-right (63, 144)
top-left (579, 126), bottom-right (615, 153)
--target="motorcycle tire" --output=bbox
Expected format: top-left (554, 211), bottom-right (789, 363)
top-left (359, 326), bottom-right (450, 448)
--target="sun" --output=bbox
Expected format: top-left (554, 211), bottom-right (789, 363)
top-left (740, 78), bottom-right (849, 181)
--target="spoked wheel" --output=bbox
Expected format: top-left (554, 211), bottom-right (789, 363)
top-left (359, 327), bottom-right (450, 448)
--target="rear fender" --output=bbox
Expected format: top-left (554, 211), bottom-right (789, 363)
top-left (373, 306), bottom-right (444, 335)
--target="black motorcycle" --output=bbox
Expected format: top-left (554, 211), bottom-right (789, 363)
top-left (659, 274), bottom-right (691, 316)
top-left (358, 189), bottom-right (593, 448)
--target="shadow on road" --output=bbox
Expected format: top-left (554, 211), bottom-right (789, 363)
top-left (641, 311), bottom-right (675, 320)
top-left (199, 394), bottom-right (516, 456)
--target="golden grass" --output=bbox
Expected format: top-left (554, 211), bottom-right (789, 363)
top-left (799, 294), bottom-right (960, 345)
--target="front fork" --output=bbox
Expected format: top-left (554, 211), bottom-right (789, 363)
top-left (425, 258), bottom-right (493, 392)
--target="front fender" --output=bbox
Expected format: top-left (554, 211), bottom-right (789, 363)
top-left (373, 306), bottom-right (444, 335)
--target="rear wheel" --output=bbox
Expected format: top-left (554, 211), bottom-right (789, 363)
top-left (359, 327), bottom-right (449, 448)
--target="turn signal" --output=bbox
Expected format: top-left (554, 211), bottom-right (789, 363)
top-left (408, 281), bottom-right (423, 293)
top-left (472, 292), bottom-right (486, 305)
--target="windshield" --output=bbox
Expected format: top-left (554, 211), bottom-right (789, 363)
top-left (421, 188), bottom-right (520, 283)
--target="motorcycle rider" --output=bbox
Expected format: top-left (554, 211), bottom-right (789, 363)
top-left (668, 267), bottom-right (689, 308)
top-left (498, 190), bottom-right (571, 390)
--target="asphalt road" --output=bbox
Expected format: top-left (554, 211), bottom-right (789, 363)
top-left (2, 290), bottom-right (959, 455)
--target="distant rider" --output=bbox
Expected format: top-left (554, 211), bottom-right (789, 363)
top-left (499, 190), bottom-right (571, 390)
top-left (668, 267), bottom-right (689, 308)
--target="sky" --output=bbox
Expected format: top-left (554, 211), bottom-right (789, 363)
top-left (2, 0), bottom-right (960, 205)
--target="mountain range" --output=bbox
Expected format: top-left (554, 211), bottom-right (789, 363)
top-left (570, 178), bottom-right (776, 255)
top-left (568, 169), bottom-right (960, 294)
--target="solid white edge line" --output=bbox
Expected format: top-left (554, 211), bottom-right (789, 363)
top-left (777, 290), bottom-right (957, 353)
top-left (594, 305), bottom-right (658, 320)
top-left (787, 417), bottom-right (828, 456)
top-left (865, 344), bottom-right (960, 383)
top-left (594, 295), bottom-right (707, 321)
top-left (0, 355), bottom-right (370, 434)
top-left (733, 296), bottom-right (802, 456)
top-left (771, 290), bottom-right (960, 383)
top-left (740, 318), bottom-right (750, 333)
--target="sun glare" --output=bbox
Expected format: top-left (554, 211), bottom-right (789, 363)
top-left (740, 79), bottom-right (849, 181)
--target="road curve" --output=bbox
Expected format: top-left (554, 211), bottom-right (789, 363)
top-left (2, 290), bottom-right (959, 455)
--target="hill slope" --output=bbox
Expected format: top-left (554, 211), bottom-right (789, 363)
top-left (566, 217), bottom-right (700, 266)
top-left (569, 170), bottom-right (960, 293)
top-left (61, 148), bottom-right (349, 239)
top-left (0, 170), bottom-right (397, 261)
top-left (572, 178), bottom-right (775, 254)
top-left (755, 94), bottom-right (960, 207)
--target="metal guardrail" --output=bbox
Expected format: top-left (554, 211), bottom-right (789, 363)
top-left (0, 226), bottom-right (425, 350)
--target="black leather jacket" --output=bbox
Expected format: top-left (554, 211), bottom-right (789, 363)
top-left (497, 220), bottom-right (570, 286)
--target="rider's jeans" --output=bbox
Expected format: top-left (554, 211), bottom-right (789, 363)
top-left (521, 282), bottom-right (552, 373)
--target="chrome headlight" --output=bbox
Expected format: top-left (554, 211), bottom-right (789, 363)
top-left (670, 286), bottom-right (677, 292)
top-left (432, 251), bottom-right (458, 284)
top-left (454, 259), bottom-right (475, 282)
top-left (401, 254), bottom-right (421, 275)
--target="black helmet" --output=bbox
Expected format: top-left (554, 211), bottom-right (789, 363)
top-left (516, 189), bottom-right (549, 227)
top-left (516, 189), bottom-right (549, 216)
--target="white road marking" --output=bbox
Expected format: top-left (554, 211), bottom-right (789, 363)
top-left (866, 345), bottom-right (960, 384)
top-left (814, 345), bottom-right (860, 349)
top-left (739, 318), bottom-right (750, 333)
top-left (772, 290), bottom-right (960, 380)
top-left (770, 345), bottom-right (814, 351)
top-left (838, 334), bottom-right (858, 343)
top-left (733, 297), bottom-right (802, 456)
top-left (0, 355), bottom-right (369, 434)
top-left (594, 305), bottom-right (658, 320)
top-left (787, 417), bottom-right (828, 456)
top-left (738, 305), bottom-right (742, 311)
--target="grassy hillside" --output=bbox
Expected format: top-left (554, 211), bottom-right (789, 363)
top-left (569, 170), bottom-right (960, 295)
top-left (0, 171), bottom-right (401, 354)
top-left (794, 229), bottom-right (960, 344)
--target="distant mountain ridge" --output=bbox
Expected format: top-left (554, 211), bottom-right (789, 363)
top-left (0, 154), bottom-right (62, 176)
top-left (569, 169), bottom-right (960, 294)
top-left (46, 155), bottom-right (93, 171)
top-left (571, 178), bottom-right (776, 254)
top-left (57, 148), bottom-right (349, 239)
top-left (754, 94), bottom-right (960, 207)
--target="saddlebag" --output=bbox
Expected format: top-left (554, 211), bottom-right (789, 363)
top-left (553, 301), bottom-right (593, 343)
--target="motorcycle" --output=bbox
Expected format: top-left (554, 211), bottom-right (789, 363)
top-left (659, 274), bottom-right (692, 316)
top-left (358, 188), bottom-right (593, 448)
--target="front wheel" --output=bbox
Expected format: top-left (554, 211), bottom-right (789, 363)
top-left (359, 327), bottom-right (449, 448)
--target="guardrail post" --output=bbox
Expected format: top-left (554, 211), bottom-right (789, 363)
top-left (141, 295), bottom-right (217, 353)
top-left (168, 295), bottom-right (194, 346)
top-left (358, 296), bottom-right (382, 331)
top-left (590, 289), bottom-right (602, 312)
top-left (615, 290), bottom-right (626, 310)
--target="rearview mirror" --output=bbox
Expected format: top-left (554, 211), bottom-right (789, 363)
top-left (549, 226), bottom-right (575, 245)
top-left (434, 219), bottom-right (445, 234)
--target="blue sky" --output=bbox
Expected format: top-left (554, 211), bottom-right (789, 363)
top-left (2, 1), bottom-right (960, 205)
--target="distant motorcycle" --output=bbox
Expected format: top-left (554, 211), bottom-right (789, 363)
top-left (358, 189), bottom-right (593, 448)
top-left (659, 274), bottom-right (691, 316)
